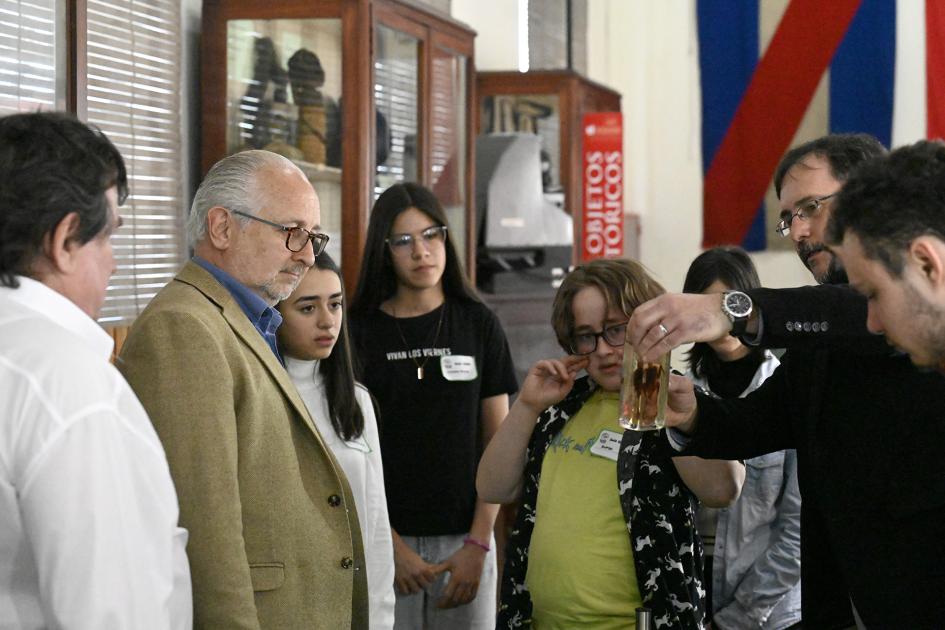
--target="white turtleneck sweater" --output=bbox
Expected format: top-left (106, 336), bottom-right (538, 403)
top-left (286, 357), bottom-right (395, 630)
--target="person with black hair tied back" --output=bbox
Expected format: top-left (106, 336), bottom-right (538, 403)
top-left (682, 247), bottom-right (801, 630)
top-left (277, 252), bottom-right (395, 629)
top-left (349, 183), bottom-right (518, 630)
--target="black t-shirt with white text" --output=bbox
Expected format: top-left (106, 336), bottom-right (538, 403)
top-left (349, 299), bottom-right (518, 536)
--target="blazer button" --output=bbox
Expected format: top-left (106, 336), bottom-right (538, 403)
top-left (802, 322), bottom-right (811, 332)
top-left (341, 557), bottom-right (354, 569)
top-left (821, 321), bottom-right (830, 332)
top-left (328, 494), bottom-right (342, 507)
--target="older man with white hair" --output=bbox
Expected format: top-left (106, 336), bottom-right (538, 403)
top-left (120, 150), bottom-right (368, 629)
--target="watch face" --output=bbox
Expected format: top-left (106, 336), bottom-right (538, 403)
top-left (725, 292), bottom-right (752, 318)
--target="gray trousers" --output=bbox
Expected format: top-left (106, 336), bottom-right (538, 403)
top-left (393, 534), bottom-right (497, 630)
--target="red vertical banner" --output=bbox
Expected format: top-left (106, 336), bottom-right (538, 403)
top-left (927, 0), bottom-right (945, 139)
top-left (581, 112), bottom-right (624, 261)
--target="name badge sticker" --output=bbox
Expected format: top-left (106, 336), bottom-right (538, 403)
top-left (441, 355), bottom-right (478, 381)
top-left (590, 429), bottom-right (623, 461)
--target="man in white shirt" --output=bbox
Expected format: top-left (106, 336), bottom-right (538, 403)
top-left (0, 112), bottom-right (192, 629)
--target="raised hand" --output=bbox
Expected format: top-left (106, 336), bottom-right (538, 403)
top-left (517, 355), bottom-right (590, 416)
top-left (627, 293), bottom-right (731, 362)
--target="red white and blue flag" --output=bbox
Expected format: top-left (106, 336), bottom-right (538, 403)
top-left (699, 0), bottom-right (945, 250)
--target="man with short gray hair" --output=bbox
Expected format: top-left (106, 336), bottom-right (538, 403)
top-left (120, 150), bottom-right (368, 628)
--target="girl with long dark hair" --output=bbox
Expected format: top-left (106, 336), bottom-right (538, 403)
top-left (349, 183), bottom-right (518, 630)
top-left (683, 246), bottom-right (802, 629)
top-left (277, 252), bottom-right (396, 630)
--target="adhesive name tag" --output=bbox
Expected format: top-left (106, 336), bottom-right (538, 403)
top-left (441, 355), bottom-right (478, 381)
top-left (590, 429), bottom-right (623, 461)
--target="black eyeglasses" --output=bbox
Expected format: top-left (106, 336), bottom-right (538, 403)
top-left (385, 225), bottom-right (448, 255)
top-left (231, 209), bottom-right (329, 255)
top-left (569, 321), bottom-right (628, 355)
top-left (775, 193), bottom-right (837, 237)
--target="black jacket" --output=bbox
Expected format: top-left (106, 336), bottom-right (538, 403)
top-left (681, 284), bottom-right (945, 629)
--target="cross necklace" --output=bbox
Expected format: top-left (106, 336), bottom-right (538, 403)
top-left (390, 302), bottom-right (446, 380)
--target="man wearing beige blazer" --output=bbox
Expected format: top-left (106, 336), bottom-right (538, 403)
top-left (120, 150), bottom-right (368, 629)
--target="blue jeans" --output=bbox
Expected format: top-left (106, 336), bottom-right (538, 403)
top-left (393, 534), bottom-right (497, 630)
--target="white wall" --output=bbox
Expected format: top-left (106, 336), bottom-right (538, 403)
top-left (453, 1), bottom-right (813, 292)
top-left (453, 1), bottom-right (932, 294)
top-left (584, 1), bottom-right (812, 293)
top-left (451, 0), bottom-right (521, 71)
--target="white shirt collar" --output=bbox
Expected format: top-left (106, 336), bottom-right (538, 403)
top-left (0, 276), bottom-right (114, 360)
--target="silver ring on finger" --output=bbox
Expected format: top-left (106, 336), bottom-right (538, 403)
top-left (658, 323), bottom-right (669, 337)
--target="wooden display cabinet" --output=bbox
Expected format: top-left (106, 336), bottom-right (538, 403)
top-left (476, 70), bottom-right (621, 264)
top-left (201, 0), bottom-right (476, 290)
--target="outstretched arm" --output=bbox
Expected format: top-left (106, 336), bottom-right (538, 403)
top-left (627, 293), bottom-right (756, 362)
top-left (672, 456), bottom-right (745, 508)
top-left (627, 285), bottom-right (886, 363)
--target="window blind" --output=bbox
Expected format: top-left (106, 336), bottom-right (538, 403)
top-left (85, 0), bottom-right (184, 325)
top-left (0, 0), bottom-right (61, 114)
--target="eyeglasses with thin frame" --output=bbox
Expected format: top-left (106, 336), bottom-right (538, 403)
top-left (569, 321), bottom-right (628, 356)
top-left (774, 193), bottom-right (838, 237)
top-left (230, 209), bottom-right (329, 255)
top-left (386, 225), bottom-right (448, 255)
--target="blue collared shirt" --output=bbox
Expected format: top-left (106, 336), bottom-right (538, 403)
top-left (193, 257), bottom-right (284, 363)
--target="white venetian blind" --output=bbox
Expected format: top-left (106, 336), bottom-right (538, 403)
top-left (85, 0), bottom-right (185, 325)
top-left (0, 0), bottom-right (61, 114)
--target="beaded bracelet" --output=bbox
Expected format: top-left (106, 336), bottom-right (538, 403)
top-left (463, 535), bottom-right (491, 553)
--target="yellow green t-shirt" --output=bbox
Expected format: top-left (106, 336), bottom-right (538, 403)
top-left (525, 390), bottom-right (643, 629)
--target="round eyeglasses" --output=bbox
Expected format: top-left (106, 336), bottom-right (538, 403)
top-left (231, 209), bottom-right (330, 256)
top-left (385, 225), bottom-right (448, 255)
top-left (569, 321), bottom-right (628, 355)
top-left (774, 193), bottom-right (837, 237)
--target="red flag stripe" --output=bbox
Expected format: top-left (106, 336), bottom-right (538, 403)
top-left (927, 0), bottom-right (945, 139)
top-left (703, 0), bottom-right (862, 247)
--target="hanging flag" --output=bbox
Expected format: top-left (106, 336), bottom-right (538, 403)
top-left (927, 1), bottom-right (945, 139)
top-left (698, 0), bottom-right (899, 250)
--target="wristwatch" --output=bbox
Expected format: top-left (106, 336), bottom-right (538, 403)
top-left (721, 290), bottom-right (753, 337)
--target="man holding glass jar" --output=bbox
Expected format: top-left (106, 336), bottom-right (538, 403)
top-left (627, 134), bottom-right (945, 629)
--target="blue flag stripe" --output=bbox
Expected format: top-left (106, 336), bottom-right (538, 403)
top-left (829, 0), bottom-right (896, 148)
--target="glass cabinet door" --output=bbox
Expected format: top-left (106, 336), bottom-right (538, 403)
top-left (226, 18), bottom-right (343, 262)
top-left (429, 47), bottom-right (468, 267)
top-left (373, 24), bottom-right (420, 198)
